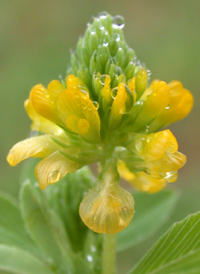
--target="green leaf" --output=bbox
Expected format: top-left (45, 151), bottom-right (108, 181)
top-left (46, 166), bottom-right (96, 253)
top-left (0, 191), bottom-right (39, 255)
top-left (19, 180), bottom-right (72, 272)
top-left (20, 180), bottom-right (95, 274)
top-left (129, 211), bottom-right (200, 274)
top-left (117, 190), bottom-right (177, 252)
top-left (0, 244), bottom-right (55, 274)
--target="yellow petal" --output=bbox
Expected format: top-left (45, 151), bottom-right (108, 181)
top-left (147, 151), bottom-right (186, 173)
top-left (57, 86), bottom-right (101, 142)
top-left (79, 182), bottom-right (134, 234)
top-left (7, 135), bottom-right (61, 166)
top-left (149, 81), bottom-right (194, 131)
top-left (135, 68), bottom-right (148, 99)
top-left (30, 81), bottom-right (64, 124)
top-left (66, 115), bottom-right (80, 133)
top-left (25, 99), bottom-right (65, 136)
top-left (130, 172), bottom-right (166, 193)
top-left (101, 75), bottom-right (112, 110)
top-left (77, 118), bottom-right (99, 143)
top-left (109, 83), bottom-right (127, 129)
top-left (128, 77), bottom-right (136, 101)
top-left (66, 74), bottom-right (88, 91)
top-left (117, 160), bottom-right (136, 181)
top-left (35, 149), bottom-right (82, 190)
top-left (127, 130), bottom-right (178, 161)
top-left (132, 81), bottom-right (170, 131)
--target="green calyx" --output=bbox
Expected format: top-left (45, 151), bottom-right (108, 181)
top-left (67, 12), bottom-right (147, 99)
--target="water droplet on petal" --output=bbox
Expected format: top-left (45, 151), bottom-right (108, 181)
top-left (113, 33), bottom-right (120, 42)
top-left (165, 104), bottom-right (170, 110)
top-left (145, 125), bottom-right (150, 134)
top-left (91, 29), bottom-right (96, 35)
top-left (112, 15), bottom-right (125, 29)
top-left (163, 171), bottom-right (177, 183)
top-left (100, 74), bottom-right (107, 85)
top-left (99, 25), bottom-right (105, 30)
top-left (44, 91), bottom-right (50, 99)
top-left (77, 85), bottom-right (89, 98)
top-left (111, 87), bottom-right (118, 99)
top-left (92, 101), bottom-right (99, 110)
top-left (103, 41), bottom-right (109, 47)
top-left (48, 170), bottom-right (61, 184)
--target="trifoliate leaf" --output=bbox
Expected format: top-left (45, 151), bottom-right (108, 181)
top-left (129, 211), bottom-right (200, 274)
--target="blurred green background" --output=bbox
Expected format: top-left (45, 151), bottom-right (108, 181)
top-left (0, 0), bottom-right (200, 273)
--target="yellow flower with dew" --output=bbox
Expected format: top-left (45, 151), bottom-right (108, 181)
top-left (7, 12), bottom-right (193, 234)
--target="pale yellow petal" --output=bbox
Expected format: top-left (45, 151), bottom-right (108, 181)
top-left (109, 83), bottom-right (127, 129)
top-left (117, 160), bottom-right (136, 181)
top-left (46, 80), bottom-right (65, 103)
top-left (135, 68), bottom-right (148, 99)
top-left (79, 182), bottom-right (134, 234)
top-left (132, 81), bottom-right (170, 131)
top-left (30, 82), bottom-right (64, 125)
top-left (149, 81), bottom-right (194, 131)
top-left (7, 135), bottom-right (61, 166)
top-left (66, 115), bottom-right (80, 133)
top-left (130, 172), bottom-right (166, 193)
top-left (35, 150), bottom-right (82, 190)
top-left (57, 87), bottom-right (101, 141)
top-left (147, 151), bottom-right (186, 173)
top-left (101, 75), bottom-right (112, 109)
top-left (127, 130), bottom-right (178, 161)
top-left (25, 99), bottom-right (65, 136)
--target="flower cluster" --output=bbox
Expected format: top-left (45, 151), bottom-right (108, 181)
top-left (7, 13), bottom-right (193, 234)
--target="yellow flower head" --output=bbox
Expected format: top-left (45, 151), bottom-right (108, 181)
top-left (7, 12), bottom-right (193, 234)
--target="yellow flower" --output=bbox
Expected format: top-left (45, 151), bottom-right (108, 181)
top-left (7, 13), bottom-right (194, 234)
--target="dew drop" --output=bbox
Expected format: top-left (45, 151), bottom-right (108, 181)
top-left (146, 137), bottom-right (151, 143)
top-left (147, 69), bottom-right (151, 79)
top-left (112, 15), bottom-right (125, 29)
top-left (165, 104), bottom-right (170, 110)
top-left (98, 11), bottom-right (108, 19)
top-left (48, 171), bottom-right (61, 184)
top-left (111, 87), bottom-right (118, 99)
top-left (99, 25), bottom-right (105, 31)
top-left (44, 92), bottom-right (50, 99)
top-left (145, 125), bottom-right (150, 134)
top-left (92, 101), bottom-right (99, 110)
top-left (103, 41), bottom-right (109, 47)
top-left (87, 255), bottom-right (93, 262)
top-left (91, 29), bottom-right (96, 35)
top-left (163, 171), bottom-right (177, 182)
top-left (135, 139), bottom-right (144, 152)
top-left (77, 85), bottom-right (89, 97)
top-left (100, 74), bottom-right (107, 85)
top-left (93, 73), bottom-right (99, 81)
top-left (113, 33), bottom-right (120, 42)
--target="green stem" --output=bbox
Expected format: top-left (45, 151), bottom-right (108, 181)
top-left (102, 233), bottom-right (117, 274)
